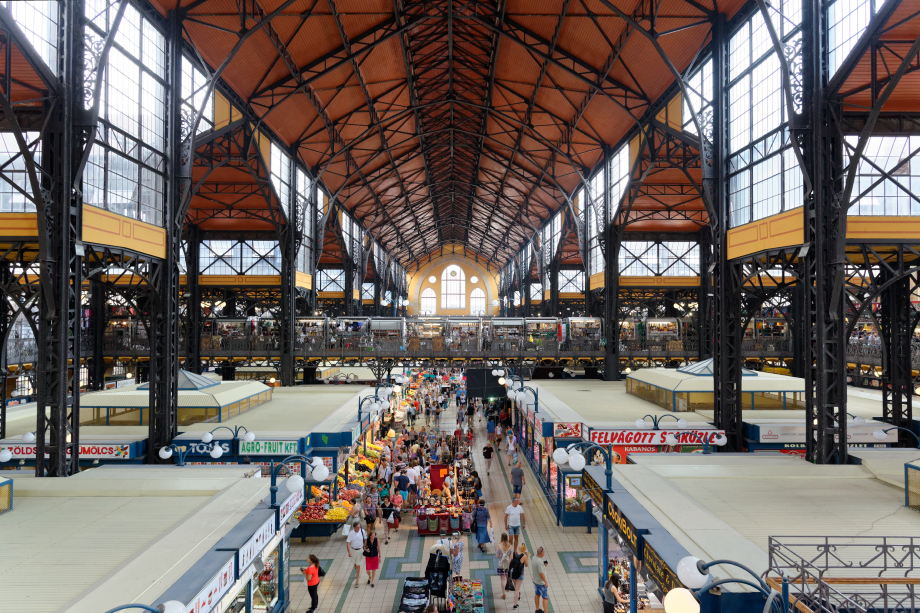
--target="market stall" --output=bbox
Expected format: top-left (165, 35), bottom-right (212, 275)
top-left (371, 318), bottom-right (405, 352)
top-left (567, 317), bottom-right (603, 351)
top-left (333, 317), bottom-right (371, 349)
top-left (408, 317), bottom-right (447, 352)
top-left (447, 578), bottom-right (483, 613)
top-left (490, 317), bottom-right (524, 352)
top-left (447, 317), bottom-right (482, 351)
top-left (525, 317), bottom-right (559, 350)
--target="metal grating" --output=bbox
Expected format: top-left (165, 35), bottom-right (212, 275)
top-left (908, 463), bottom-right (920, 512)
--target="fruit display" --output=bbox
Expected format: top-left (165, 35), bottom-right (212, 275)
top-left (339, 488), bottom-right (361, 501)
top-left (325, 507), bottom-right (349, 521)
top-left (296, 505), bottom-right (327, 522)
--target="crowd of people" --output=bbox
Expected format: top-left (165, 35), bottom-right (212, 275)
top-left (302, 368), bottom-right (554, 613)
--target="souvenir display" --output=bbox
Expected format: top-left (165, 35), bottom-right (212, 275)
top-left (447, 577), bottom-right (483, 613)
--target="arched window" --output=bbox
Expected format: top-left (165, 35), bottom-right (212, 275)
top-left (470, 288), bottom-right (486, 315)
top-left (420, 288), bottom-right (437, 314)
top-left (441, 265), bottom-right (465, 309)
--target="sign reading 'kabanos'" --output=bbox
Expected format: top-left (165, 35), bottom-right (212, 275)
top-left (590, 429), bottom-right (726, 446)
top-left (239, 440), bottom-right (298, 456)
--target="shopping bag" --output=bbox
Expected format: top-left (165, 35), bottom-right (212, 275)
top-left (342, 523), bottom-right (351, 536)
top-left (387, 513), bottom-right (397, 524)
top-left (505, 575), bottom-right (514, 591)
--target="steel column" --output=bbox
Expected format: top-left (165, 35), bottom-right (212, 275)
top-left (0, 263), bottom-right (8, 440)
top-left (90, 279), bottom-right (107, 389)
top-left (880, 271), bottom-right (913, 445)
top-left (604, 228), bottom-right (621, 381)
top-left (280, 214), bottom-right (297, 386)
top-left (35, 0), bottom-right (83, 477)
top-left (697, 230), bottom-right (712, 359)
top-left (184, 226), bottom-right (202, 374)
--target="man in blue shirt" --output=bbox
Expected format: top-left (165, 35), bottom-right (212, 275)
top-left (487, 418), bottom-right (496, 444)
top-left (393, 468), bottom-right (411, 509)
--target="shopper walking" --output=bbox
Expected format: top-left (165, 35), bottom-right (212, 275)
top-left (496, 533), bottom-right (513, 600)
top-left (509, 544), bottom-right (529, 609)
top-left (363, 529), bottom-right (380, 587)
top-left (363, 495), bottom-right (377, 530)
top-left (380, 495), bottom-right (398, 543)
top-left (300, 554), bottom-right (322, 613)
top-left (450, 531), bottom-right (464, 576)
top-left (533, 546), bottom-right (549, 612)
top-left (345, 522), bottom-right (367, 588)
top-left (510, 461), bottom-right (526, 501)
top-left (504, 498), bottom-right (526, 551)
top-left (394, 468), bottom-right (410, 509)
top-left (474, 499), bottom-right (492, 552)
top-left (482, 442), bottom-right (494, 475)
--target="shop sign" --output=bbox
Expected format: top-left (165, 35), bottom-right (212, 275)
top-left (553, 423), bottom-right (582, 438)
top-left (238, 516), bottom-right (276, 573)
top-left (176, 440), bottom-right (233, 456)
top-left (605, 497), bottom-right (641, 553)
top-left (582, 472), bottom-right (605, 508)
top-left (1, 443), bottom-right (133, 460)
top-left (238, 440), bottom-right (298, 456)
top-left (183, 556), bottom-right (235, 613)
top-left (278, 488), bottom-right (305, 526)
top-left (643, 541), bottom-right (683, 595)
top-left (751, 424), bottom-right (897, 444)
top-left (590, 429), bottom-right (725, 446)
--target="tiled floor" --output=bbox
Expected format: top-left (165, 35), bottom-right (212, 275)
top-left (288, 403), bottom-right (602, 613)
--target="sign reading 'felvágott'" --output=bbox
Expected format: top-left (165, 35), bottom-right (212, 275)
top-left (239, 440), bottom-right (299, 456)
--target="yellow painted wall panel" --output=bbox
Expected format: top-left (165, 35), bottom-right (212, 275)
top-left (619, 276), bottom-right (700, 288)
top-left (82, 207), bottom-right (166, 259)
top-left (589, 271), bottom-right (605, 290)
top-left (198, 275), bottom-right (281, 286)
top-left (845, 216), bottom-right (920, 240)
top-left (0, 213), bottom-right (39, 238)
top-left (726, 209), bottom-right (804, 260)
top-left (295, 271), bottom-right (313, 290)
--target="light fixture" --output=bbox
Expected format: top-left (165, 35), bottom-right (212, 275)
top-left (492, 299), bottom-right (499, 306)
top-left (498, 377), bottom-right (506, 385)
top-left (428, 275), bottom-right (437, 283)
top-left (665, 434), bottom-right (679, 446)
top-left (286, 474), bottom-right (305, 493)
top-left (23, 432), bottom-right (35, 444)
top-left (201, 432), bottom-right (214, 443)
top-left (210, 445), bottom-right (224, 459)
top-left (552, 448), bottom-right (569, 464)
top-left (675, 556), bottom-right (709, 589)
top-left (0, 448), bottom-right (12, 463)
top-left (713, 433), bottom-right (728, 446)
top-left (852, 415), bottom-right (866, 425)
top-left (662, 587), bottom-right (700, 613)
top-left (158, 447), bottom-right (174, 460)
top-left (311, 456), bottom-right (324, 469)
top-left (160, 601), bottom-right (187, 613)
top-left (568, 451), bottom-right (586, 471)
top-left (872, 429), bottom-right (888, 441)
top-left (243, 431), bottom-right (256, 443)
top-left (635, 418), bottom-right (648, 429)
top-left (126, 372), bottom-right (134, 379)
top-left (548, 372), bottom-right (554, 378)
top-left (676, 419), bottom-right (689, 428)
top-left (311, 464), bottom-right (330, 481)
top-left (471, 276), bottom-right (478, 283)
top-left (623, 367), bottom-right (632, 374)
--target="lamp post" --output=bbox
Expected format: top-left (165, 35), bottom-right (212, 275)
top-left (635, 414), bottom-right (688, 430)
top-left (552, 442), bottom-right (621, 609)
top-left (268, 454), bottom-right (331, 508)
top-left (103, 603), bottom-right (185, 613)
top-left (873, 426), bottom-right (920, 448)
top-left (665, 556), bottom-right (789, 613)
top-left (664, 430), bottom-right (727, 455)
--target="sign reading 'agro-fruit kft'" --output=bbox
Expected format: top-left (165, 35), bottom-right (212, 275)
top-left (238, 440), bottom-right (299, 456)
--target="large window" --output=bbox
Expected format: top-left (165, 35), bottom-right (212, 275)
top-left (83, 1), bottom-right (168, 226)
top-left (296, 168), bottom-right (313, 273)
top-left (828, 0), bottom-right (876, 77)
top-left (420, 288), bottom-right (437, 314)
top-left (608, 145), bottom-right (630, 220)
top-left (362, 282), bottom-right (375, 300)
top-left (441, 265), bottom-right (466, 309)
top-left (5, 1), bottom-right (59, 72)
top-left (0, 132), bottom-right (41, 212)
top-left (620, 242), bottom-right (700, 276)
top-left (727, 6), bottom-right (804, 228)
top-left (470, 288), bottom-right (486, 315)
top-left (847, 136), bottom-right (920, 216)
top-left (270, 143), bottom-right (292, 219)
top-left (317, 269), bottom-right (344, 292)
top-left (559, 270), bottom-right (584, 293)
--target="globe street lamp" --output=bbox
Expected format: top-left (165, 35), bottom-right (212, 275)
top-left (268, 454), bottom-right (331, 509)
top-left (664, 556), bottom-right (789, 613)
top-left (873, 426), bottom-right (920, 448)
top-left (634, 414), bottom-right (688, 430)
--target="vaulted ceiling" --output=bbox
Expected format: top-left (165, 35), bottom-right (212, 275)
top-left (153, 0), bottom-right (749, 266)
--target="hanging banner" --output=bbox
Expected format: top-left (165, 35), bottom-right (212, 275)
top-left (553, 423), bottom-right (582, 438)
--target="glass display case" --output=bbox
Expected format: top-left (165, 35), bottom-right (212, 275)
top-left (564, 474), bottom-right (585, 512)
top-left (567, 317), bottom-right (602, 350)
top-left (525, 318), bottom-right (558, 350)
top-left (491, 317), bottom-right (523, 352)
top-left (333, 317), bottom-right (371, 348)
top-left (447, 317), bottom-right (481, 350)
top-left (252, 545), bottom-right (280, 612)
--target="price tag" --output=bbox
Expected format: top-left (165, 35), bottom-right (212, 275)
top-left (323, 504), bottom-right (330, 510)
